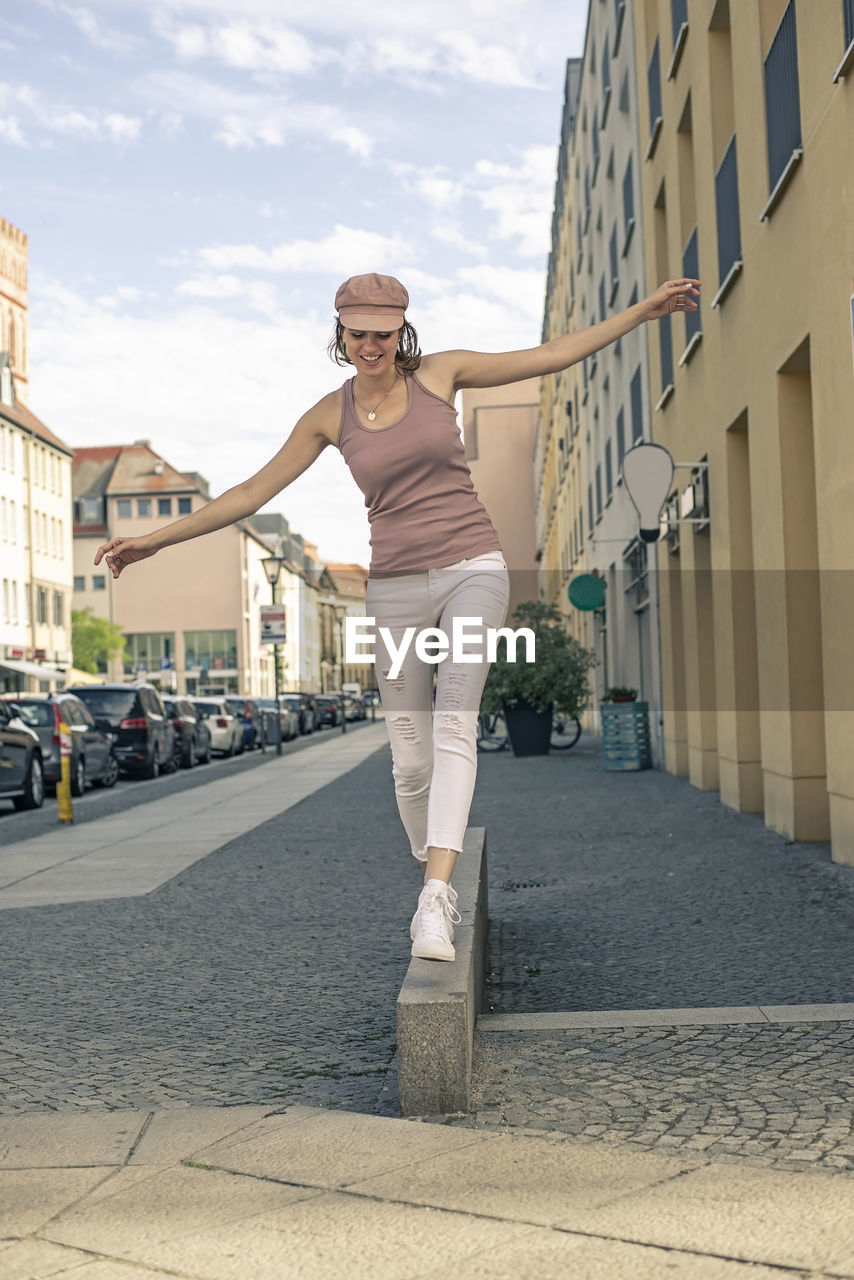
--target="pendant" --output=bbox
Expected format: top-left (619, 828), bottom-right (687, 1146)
top-left (368, 411), bottom-right (376, 421)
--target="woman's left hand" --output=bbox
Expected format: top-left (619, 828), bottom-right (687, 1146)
top-left (644, 278), bottom-right (701, 320)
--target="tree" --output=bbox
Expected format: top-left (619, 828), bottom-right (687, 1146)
top-left (71, 608), bottom-right (126, 675)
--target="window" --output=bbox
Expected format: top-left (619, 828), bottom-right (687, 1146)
top-left (681, 227), bottom-right (702, 356)
top-left (584, 166), bottom-right (591, 230)
top-left (117, 499), bottom-right (132, 519)
top-left (614, 0), bottom-right (626, 54)
top-left (592, 111), bottom-right (600, 182)
top-left (587, 484), bottom-right (594, 536)
top-left (93, 575), bottom-right (106, 591)
top-left (761, 0), bottom-right (802, 218)
top-left (837, 0), bottom-right (854, 79)
top-left (646, 37), bottom-right (663, 157)
top-left (79, 496), bottom-right (102, 524)
top-left (622, 158), bottom-right (635, 254)
top-left (178, 497), bottom-right (192, 515)
top-left (599, 274), bottom-right (607, 321)
top-left (137, 498), bottom-right (151, 517)
top-left (184, 629), bottom-right (238, 671)
top-left (713, 133), bottom-right (742, 305)
top-left (123, 632), bottom-right (174, 676)
top-left (630, 366), bottom-right (644, 442)
top-left (73, 575), bottom-right (85, 592)
top-left (595, 464), bottom-right (603, 519)
top-left (668, 0), bottom-right (689, 78)
top-left (158, 498), bottom-right (172, 517)
top-left (658, 314), bottom-right (675, 406)
top-left (601, 36), bottom-right (611, 122)
top-left (53, 590), bottom-right (63, 628)
top-left (616, 406), bottom-right (626, 468)
top-left (37, 585), bottom-right (47, 624)
top-left (609, 222), bottom-right (619, 300)
top-left (605, 439), bottom-right (613, 497)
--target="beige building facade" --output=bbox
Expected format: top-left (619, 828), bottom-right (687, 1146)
top-left (72, 443), bottom-right (297, 697)
top-left (630, 0), bottom-right (854, 862)
top-left (0, 217), bottom-right (29, 406)
top-left (462, 379), bottom-right (540, 623)
top-left (1, 216), bottom-right (74, 692)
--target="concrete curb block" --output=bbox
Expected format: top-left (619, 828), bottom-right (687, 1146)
top-left (396, 827), bottom-right (487, 1116)
top-left (478, 1002), bottom-right (854, 1031)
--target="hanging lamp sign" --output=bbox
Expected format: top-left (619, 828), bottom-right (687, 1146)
top-left (568, 573), bottom-right (606, 611)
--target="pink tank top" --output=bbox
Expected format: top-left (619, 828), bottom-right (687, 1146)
top-left (337, 372), bottom-right (502, 578)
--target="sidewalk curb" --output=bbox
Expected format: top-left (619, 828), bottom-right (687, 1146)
top-left (396, 827), bottom-right (488, 1116)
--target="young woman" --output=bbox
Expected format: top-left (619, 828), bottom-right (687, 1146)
top-left (95, 271), bottom-right (699, 962)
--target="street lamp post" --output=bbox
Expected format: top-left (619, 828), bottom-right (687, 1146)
top-left (262, 551), bottom-right (285, 756)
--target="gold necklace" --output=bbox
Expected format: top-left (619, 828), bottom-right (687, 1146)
top-left (354, 373), bottom-right (398, 421)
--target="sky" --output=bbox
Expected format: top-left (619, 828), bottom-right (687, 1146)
top-left (1, 0), bottom-right (587, 566)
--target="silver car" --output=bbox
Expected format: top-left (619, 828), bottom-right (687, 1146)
top-left (189, 698), bottom-right (243, 756)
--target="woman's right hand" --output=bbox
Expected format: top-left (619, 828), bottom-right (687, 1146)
top-left (94, 536), bottom-right (158, 579)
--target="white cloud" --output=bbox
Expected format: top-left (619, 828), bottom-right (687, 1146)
top-left (152, 15), bottom-right (323, 76)
top-left (60, 3), bottom-right (142, 54)
top-left (429, 223), bottom-right (489, 260)
top-left (471, 145), bottom-right (557, 257)
top-left (175, 273), bottom-right (279, 315)
top-left (139, 70), bottom-right (372, 156)
top-left (196, 225), bottom-right (412, 278)
top-left (0, 115), bottom-right (28, 146)
top-left (29, 274), bottom-right (373, 565)
top-left (437, 30), bottom-right (540, 90)
top-left (0, 81), bottom-right (141, 144)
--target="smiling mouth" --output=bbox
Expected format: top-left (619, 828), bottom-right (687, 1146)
top-left (361, 355), bottom-right (382, 363)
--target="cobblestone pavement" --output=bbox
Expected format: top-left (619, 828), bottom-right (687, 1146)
top-left (0, 742), bottom-right (416, 1116)
top-left (455, 740), bottom-right (854, 1177)
top-left (469, 740), bottom-right (854, 1012)
top-left (439, 1022), bottom-right (854, 1176)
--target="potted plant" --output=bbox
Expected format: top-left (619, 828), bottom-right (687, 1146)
top-left (604, 686), bottom-right (638, 703)
top-left (481, 600), bottom-right (595, 756)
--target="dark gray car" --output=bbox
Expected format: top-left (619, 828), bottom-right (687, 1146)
top-left (0, 700), bottom-right (44, 810)
top-left (3, 692), bottom-right (118, 795)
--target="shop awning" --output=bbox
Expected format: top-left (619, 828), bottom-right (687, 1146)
top-left (1, 658), bottom-right (66, 681)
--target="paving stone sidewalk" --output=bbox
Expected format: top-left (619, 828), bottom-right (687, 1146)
top-left (0, 742), bottom-right (415, 1116)
top-left (450, 738), bottom-right (854, 1176)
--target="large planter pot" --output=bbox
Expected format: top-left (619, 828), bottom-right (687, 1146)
top-left (503, 700), bottom-right (552, 756)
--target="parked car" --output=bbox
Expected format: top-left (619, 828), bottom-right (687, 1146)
top-left (344, 693), bottom-right (367, 722)
top-left (190, 698), bottom-right (243, 756)
top-left (1, 692), bottom-right (118, 794)
top-left (255, 697), bottom-right (299, 742)
top-left (362, 690), bottom-right (380, 707)
top-left (162, 696), bottom-right (212, 768)
top-left (224, 697), bottom-right (262, 750)
top-left (314, 693), bottom-right (343, 728)
top-left (0, 700), bottom-right (44, 810)
top-left (67, 683), bottom-right (175, 779)
top-left (281, 692), bottom-right (316, 734)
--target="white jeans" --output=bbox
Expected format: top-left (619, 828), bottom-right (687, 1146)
top-left (366, 552), bottom-right (510, 864)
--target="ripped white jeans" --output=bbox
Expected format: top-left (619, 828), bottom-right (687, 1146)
top-left (365, 551), bottom-right (510, 865)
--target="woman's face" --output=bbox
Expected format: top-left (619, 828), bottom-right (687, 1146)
top-left (342, 327), bottom-right (401, 375)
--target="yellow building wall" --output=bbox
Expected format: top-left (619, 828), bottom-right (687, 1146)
top-left (634, 0), bottom-right (854, 861)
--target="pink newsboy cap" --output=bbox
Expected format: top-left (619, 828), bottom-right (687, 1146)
top-left (335, 273), bottom-right (409, 330)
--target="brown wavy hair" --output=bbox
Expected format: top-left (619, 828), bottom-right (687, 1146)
top-left (327, 319), bottom-right (422, 372)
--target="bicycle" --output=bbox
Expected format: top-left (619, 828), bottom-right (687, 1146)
top-left (476, 709), bottom-right (508, 752)
top-left (549, 713), bottom-right (582, 750)
top-left (476, 709), bottom-right (582, 752)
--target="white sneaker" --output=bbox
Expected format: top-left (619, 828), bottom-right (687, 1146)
top-left (410, 879), bottom-right (461, 962)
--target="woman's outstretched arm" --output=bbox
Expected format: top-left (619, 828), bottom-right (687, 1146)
top-left (429, 278), bottom-right (700, 392)
top-left (94, 404), bottom-right (331, 579)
